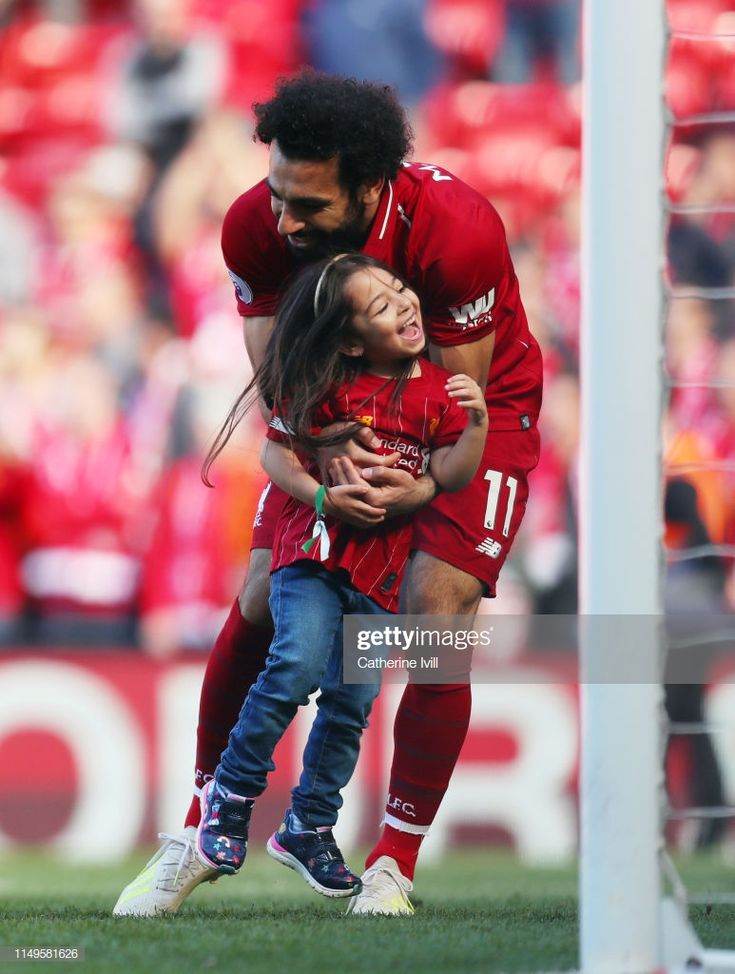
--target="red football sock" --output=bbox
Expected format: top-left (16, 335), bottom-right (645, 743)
top-left (366, 824), bottom-right (424, 881)
top-left (365, 683), bottom-right (472, 880)
top-left (184, 598), bottom-right (273, 828)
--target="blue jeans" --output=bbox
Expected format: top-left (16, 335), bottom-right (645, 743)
top-left (217, 562), bottom-right (385, 827)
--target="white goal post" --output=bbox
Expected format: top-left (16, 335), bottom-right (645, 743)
top-left (580, 1), bottom-right (735, 972)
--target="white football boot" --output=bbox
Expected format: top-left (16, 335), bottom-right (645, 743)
top-left (346, 856), bottom-right (415, 916)
top-left (112, 827), bottom-right (219, 916)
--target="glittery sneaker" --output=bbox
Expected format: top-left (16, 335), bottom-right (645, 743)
top-left (196, 779), bottom-right (254, 873)
top-left (266, 808), bottom-right (362, 898)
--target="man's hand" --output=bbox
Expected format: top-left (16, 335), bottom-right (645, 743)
top-left (329, 457), bottom-right (438, 518)
top-left (323, 482), bottom-right (387, 528)
top-left (315, 423), bottom-right (400, 470)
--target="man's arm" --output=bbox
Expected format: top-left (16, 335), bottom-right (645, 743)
top-left (260, 440), bottom-right (387, 526)
top-left (429, 331), bottom-right (495, 389)
top-left (330, 457), bottom-right (439, 518)
top-left (242, 314), bottom-right (274, 423)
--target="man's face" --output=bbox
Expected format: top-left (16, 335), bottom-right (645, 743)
top-left (267, 141), bottom-right (379, 259)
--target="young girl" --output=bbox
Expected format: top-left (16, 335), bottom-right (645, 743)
top-left (196, 253), bottom-right (487, 898)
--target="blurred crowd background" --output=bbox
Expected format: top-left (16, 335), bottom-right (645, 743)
top-left (0, 0), bottom-right (734, 658)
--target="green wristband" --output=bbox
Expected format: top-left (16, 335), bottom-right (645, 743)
top-left (302, 485), bottom-right (327, 555)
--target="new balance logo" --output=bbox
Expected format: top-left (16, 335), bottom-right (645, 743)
top-left (449, 288), bottom-right (495, 329)
top-left (476, 537), bottom-right (503, 558)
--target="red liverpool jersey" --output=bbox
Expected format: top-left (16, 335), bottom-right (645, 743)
top-left (222, 162), bottom-right (543, 431)
top-left (268, 362), bottom-right (468, 611)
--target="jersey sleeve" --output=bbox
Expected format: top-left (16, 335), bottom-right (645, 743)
top-left (417, 187), bottom-right (518, 348)
top-left (221, 182), bottom-right (290, 318)
top-left (265, 416), bottom-right (292, 444)
top-left (265, 398), bottom-right (337, 444)
top-left (432, 396), bottom-right (469, 449)
top-left (423, 365), bottom-right (469, 449)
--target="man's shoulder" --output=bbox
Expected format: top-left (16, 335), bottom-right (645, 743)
top-left (221, 180), bottom-right (289, 313)
top-left (395, 163), bottom-right (506, 264)
top-left (225, 178), bottom-right (272, 214)
top-left (398, 163), bottom-right (501, 228)
top-left (222, 180), bottom-right (276, 244)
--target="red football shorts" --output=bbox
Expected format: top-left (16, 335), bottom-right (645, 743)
top-left (412, 427), bottom-right (541, 596)
top-left (250, 480), bottom-right (289, 550)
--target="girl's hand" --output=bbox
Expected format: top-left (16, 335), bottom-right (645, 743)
top-left (323, 482), bottom-right (387, 527)
top-left (330, 456), bottom-right (437, 517)
top-left (445, 374), bottom-right (489, 427)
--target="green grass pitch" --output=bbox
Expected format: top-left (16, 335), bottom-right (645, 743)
top-left (2, 850), bottom-right (735, 973)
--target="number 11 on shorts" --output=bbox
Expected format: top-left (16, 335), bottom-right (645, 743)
top-left (483, 469), bottom-right (518, 537)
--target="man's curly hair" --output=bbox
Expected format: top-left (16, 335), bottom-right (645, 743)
top-left (253, 71), bottom-right (414, 196)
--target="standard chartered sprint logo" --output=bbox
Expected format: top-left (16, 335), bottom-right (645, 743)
top-left (373, 435), bottom-right (430, 476)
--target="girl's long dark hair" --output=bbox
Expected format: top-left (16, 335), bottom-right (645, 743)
top-left (202, 253), bottom-right (416, 485)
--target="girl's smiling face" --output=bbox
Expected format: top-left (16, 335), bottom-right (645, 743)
top-left (342, 266), bottom-right (425, 371)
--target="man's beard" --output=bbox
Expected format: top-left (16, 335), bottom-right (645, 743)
top-left (285, 201), bottom-right (371, 262)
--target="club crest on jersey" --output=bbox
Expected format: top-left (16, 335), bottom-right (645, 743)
top-left (227, 269), bottom-right (254, 304)
top-left (449, 287), bottom-right (495, 329)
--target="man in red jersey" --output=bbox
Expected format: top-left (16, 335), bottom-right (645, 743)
top-left (113, 71), bottom-right (542, 918)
